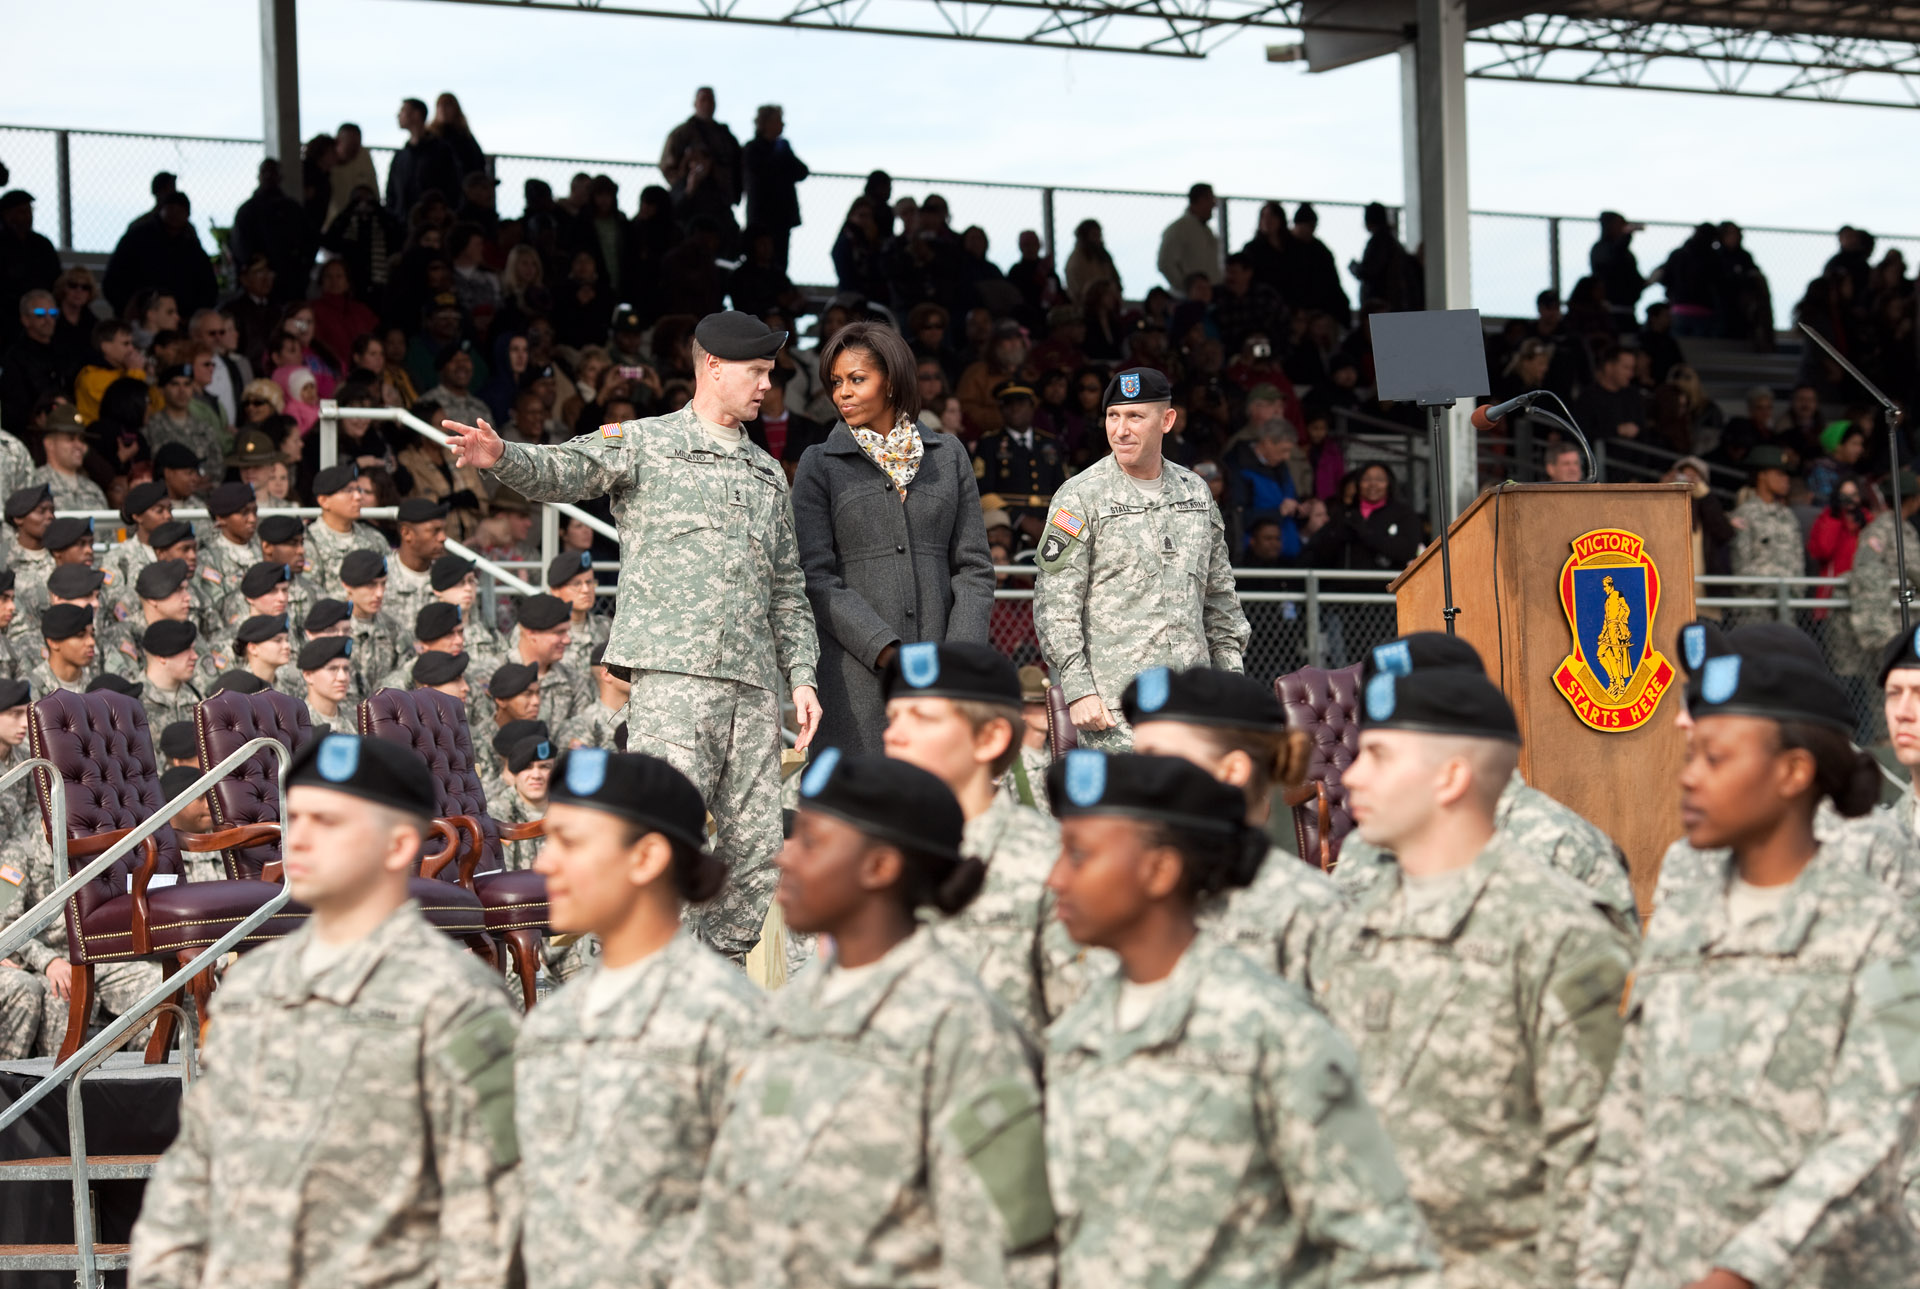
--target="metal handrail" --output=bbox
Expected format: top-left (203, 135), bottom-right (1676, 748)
top-left (0, 734), bottom-right (295, 1136)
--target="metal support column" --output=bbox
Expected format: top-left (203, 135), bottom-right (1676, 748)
top-left (260, 0), bottom-right (302, 200)
top-left (1398, 45), bottom-right (1422, 251)
top-left (1041, 187), bottom-right (1057, 265)
top-left (1410, 0), bottom-right (1475, 513)
top-left (53, 132), bottom-right (72, 254)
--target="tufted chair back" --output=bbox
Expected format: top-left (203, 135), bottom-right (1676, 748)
top-left (357, 687), bottom-right (504, 875)
top-left (29, 691), bottom-right (182, 958)
top-left (196, 691), bottom-right (314, 879)
top-left (1276, 663), bottom-right (1362, 867)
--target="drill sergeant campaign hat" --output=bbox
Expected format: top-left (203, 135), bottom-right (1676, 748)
top-left (1120, 666), bottom-right (1282, 731)
top-left (549, 749), bottom-right (710, 854)
top-left (289, 733), bottom-right (438, 817)
top-left (882, 641), bottom-right (1021, 706)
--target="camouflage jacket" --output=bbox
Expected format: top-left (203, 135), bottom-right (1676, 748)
top-left (200, 534), bottom-right (264, 591)
top-left (350, 611), bottom-right (411, 699)
top-left (30, 463), bottom-right (107, 513)
top-left (1845, 510), bottom-right (1920, 665)
top-left (486, 407), bottom-right (818, 694)
top-left (999, 743), bottom-right (1052, 813)
top-left (1033, 454), bottom-right (1249, 715)
top-left (1575, 853), bottom-right (1920, 1288)
top-left (1312, 836), bottom-right (1636, 1289)
top-left (129, 902), bottom-right (522, 1289)
top-left (1201, 845), bottom-right (1347, 989)
top-left (557, 698), bottom-right (624, 752)
top-left (1045, 933), bottom-right (1442, 1288)
top-left (561, 611), bottom-right (612, 676)
top-left (1653, 799), bottom-right (1920, 908)
top-left (140, 677), bottom-right (205, 737)
top-left (383, 556), bottom-right (436, 644)
top-left (1729, 494), bottom-right (1803, 581)
top-left (143, 405), bottom-right (226, 481)
top-left (516, 930), bottom-right (766, 1289)
top-left (303, 518), bottom-right (389, 602)
top-left (675, 929), bottom-right (1056, 1289)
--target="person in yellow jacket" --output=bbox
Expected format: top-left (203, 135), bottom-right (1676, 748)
top-left (72, 319), bottom-right (148, 423)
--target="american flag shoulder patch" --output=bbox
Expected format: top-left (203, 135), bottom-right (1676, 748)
top-left (600, 422), bottom-right (624, 441)
top-left (1050, 509), bottom-right (1085, 539)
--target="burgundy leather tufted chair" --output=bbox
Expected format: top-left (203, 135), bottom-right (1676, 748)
top-left (29, 690), bottom-right (298, 1060)
top-left (357, 687), bottom-right (549, 1009)
top-left (1045, 685), bottom-right (1080, 758)
top-left (1275, 663), bottom-right (1362, 872)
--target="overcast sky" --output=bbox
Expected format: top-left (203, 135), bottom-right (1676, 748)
top-left (5, 0), bottom-right (1917, 315)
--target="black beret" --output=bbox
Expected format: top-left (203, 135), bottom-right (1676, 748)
top-left (883, 641), bottom-right (1021, 706)
top-left (549, 749), bottom-right (709, 853)
top-left (241, 561), bottom-right (291, 599)
top-left (1121, 665), bottom-right (1280, 731)
top-left (1045, 749), bottom-right (1245, 835)
top-left (516, 594), bottom-right (570, 632)
top-left (415, 601), bottom-right (462, 642)
top-left (258, 515), bottom-right (304, 544)
top-left (47, 564), bottom-right (104, 599)
top-left (119, 480), bottom-right (170, 524)
top-left (397, 497), bottom-right (449, 525)
top-left (339, 549), bottom-right (388, 586)
top-left (312, 463), bottom-right (359, 497)
top-left (0, 677), bottom-right (28, 709)
top-left (208, 481), bottom-right (256, 518)
top-left (1103, 367), bottom-right (1174, 409)
top-left (1727, 621), bottom-right (1825, 671)
top-left (155, 362), bottom-right (194, 386)
top-left (493, 718), bottom-right (549, 756)
top-left (1880, 625), bottom-right (1920, 686)
top-left (136, 559), bottom-right (190, 600)
top-left (298, 635), bottom-right (352, 670)
top-left (1361, 632), bottom-right (1486, 683)
top-left (795, 748), bottom-right (963, 862)
top-left (40, 603), bottom-right (93, 641)
top-left (507, 733), bottom-right (555, 774)
top-left (43, 517), bottom-right (92, 551)
top-left (413, 649), bottom-right (469, 686)
top-left (431, 554), bottom-right (475, 591)
top-left (0, 570), bottom-right (14, 595)
top-left (1674, 619), bottom-right (1730, 679)
top-left (209, 670), bottom-right (270, 695)
top-left (1689, 649), bottom-right (1851, 733)
top-left (288, 733), bottom-right (438, 817)
top-left (143, 619), bottom-right (196, 658)
top-left (149, 520), bottom-right (195, 549)
top-left (152, 442), bottom-right (202, 472)
top-left (87, 673), bottom-right (139, 696)
top-left (489, 661), bottom-right (538, 700)
top-left (547, 550), bottom-right (594, 589)
top-left (159, 765), bottom-right (201, 801)
top-left (434, 338), bottom-right (475, 370)
top-left (235, 614), bottom-right (290, 646)
top-left (693, 309), bottom-right (788, 361)
top-left (304, 599), bottom-right (351, 632)
top-left (159, 721), bottom-right (199, 760)
top-left (1361, 669), bottom-right (1520, 742)
top-left (4, 484), bottom-right (52, 520)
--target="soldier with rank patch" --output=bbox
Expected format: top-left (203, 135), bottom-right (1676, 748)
top-left (139, 620), bottom-right (205, 733)
top-left (303, 463), bottom-right (389, 596)
top-left (1313, 668), bottom-right (1633, 1289)
top-left (516, 748), bottom-right (766, 1289)
top-left (297, 636), bottom-right (355, 735)
top-left (198, 482), bottom-right (262, 590)
top-left (1041, 749), bottom-right (1440, 1288)
top-left (1033, 367), bottom-right (1248, 751)
top-left (128, 734), bottom-right (523, 1288)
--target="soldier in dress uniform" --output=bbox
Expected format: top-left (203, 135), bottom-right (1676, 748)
top-left (444, 309), bottom-right (822, 961)
top-left (199, 481), bottom-right (263, 592)
top-left (385, 498), bottom-right (450, 637)
top-left (412, 649), bottom-right (470, 703)
top-left (297, 636), bottom-right (355, 736)
top-left (28, 603), bottom-right (95, 696)
top-left (556, 642), bottom-right (629, 751)
top-left (303, 463), bottom-right (389, 596)
top-left (128, 734), bottom-right (522, 1288)
top-left (547, 550), bottom-right (611, 678)
top-left (1311, 668), bottom-right (1634, 1289)
top-left (974, 380), bottom-right (1067, 543)
top-left (1033, 367), bottom-right (1248, 752)
top-left (339, 550), bottom-right (409, 698)
top-left (515, 748), bottom-right (765, 1289)
top-left (139, 620), bottom-right (205, 734)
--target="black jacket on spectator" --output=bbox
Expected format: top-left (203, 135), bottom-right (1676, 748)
top-left (0, 227), bottom-right (61, 348)
top-left (1278, 233), bottom-right (1350, 327)
top-left (791, 426), bottom-right (995, 759)
top-left (742, 137), bottom-right (808, 232)
top-left (564, 210), bottom-right (631, 301)
top-left (1573, 383), bottom-right (1650, 443)
top-left (103, 221), bottom-right (218, 316)
top-left (386, 137), bottom-right (460, 220)
top-left (551, 276), bottom-right (614, 350)
top-left (232, 183), bottom-right (316, 305)
top-left (322, 198), bottom-right (406, 308)
top-left (1310, 497), bottom-right (1422, 571)
top-left (221, 290), bottom-right (279, 369)
top-left (833, 227), bottom-right (889, 303)
top-left (1590, 234), bottom-right (1646, 316)
top-left (0, 335), bottom-right (64, 433)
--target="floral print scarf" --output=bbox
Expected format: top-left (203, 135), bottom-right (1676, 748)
top-left (850, 415), bottom-right (924, 496)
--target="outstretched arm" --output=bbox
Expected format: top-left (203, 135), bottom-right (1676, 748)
top-left (444, 416), bottom-right (627, 504)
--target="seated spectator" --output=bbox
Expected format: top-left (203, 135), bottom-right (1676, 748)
top-left (728, 226), bottom-right (798, 319)
top-left (956, 320), bottom-right (1029, 441)
top-left (1225, 421), bottom-right (1302, 561)
top-left (49, 267), bottom-right (105, 375)
top-left (832, 196), bottom-right (888, 303)
top-left (447, 222), bottom-right (501, 326)
top-left (1543, 440), bottom-right (1585, 483)
top-left (1, 290), bottom-right (65, 434)
top-left (1721, 384), bottom-right (1775, 449)
top-left (1081, 279), bottom-right (1126, 364)
top-left (1313, 463), bottom-right (1420, 571)
top-left (1638, 301), bottom-right (1684, 384)
top-left (406, 292), bottom-right (473, 394)
top-left (1571, 342), bottom-right (1647, 447)
top-left (320, 184), bottom-right (403, 316)
top-left (278, 302), bottom-right (342, 395)
top-left (1236, 513), bottom-right (1289, 570)
top-left (1028, 306), bottom-right (1086, 376)
top-left (659, 218), bottom-right (726, 318)
top-left (309, 259), bottom-right (379, 370)
top-left (1806, 426), bottom-right (1867, 506)
top-left (188, 307), bottom-right (252, 425)
top-left (1299, 404), bottom-right (1345, 499)
top-left (419, 338), bottom-right (492, 432)
top-left (73, 320), bottom-right (146, 424)
top-left (1211, 253), bottom-right (1285, 354)
top-left (1806, 474), bottom-right (1872, 603)
top-left (125, 290), bottom-right (179, 360)
top-left (482, 332), bottom-right (532, 423)
top-left (221, 254), bottom-right (280, 366)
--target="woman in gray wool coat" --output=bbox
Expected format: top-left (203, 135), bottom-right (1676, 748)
top-left (791, 320), bottom-right (995, 757)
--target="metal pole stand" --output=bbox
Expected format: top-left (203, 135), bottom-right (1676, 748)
top-left (1423, 399), bottom-right (1462, 635)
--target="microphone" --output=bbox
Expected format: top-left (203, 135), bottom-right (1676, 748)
top-left (1470, 391), bottom-right (1546, 432)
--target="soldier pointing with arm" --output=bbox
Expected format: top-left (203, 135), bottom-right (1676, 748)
top-left (443, 310), bottom-right (821, 962)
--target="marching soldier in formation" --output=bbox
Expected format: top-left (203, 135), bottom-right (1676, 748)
top-left (515, 748), bottom-right (765, 1289)
top-left (303, 464), bottom-right (389, 596)
top-left (1313, 665), bottom-right (1634, 1288)
top-left (1041, 748), bottom-right (1441, 1287)
top-left (974, 380), bottom-right (1067, 542)
top-left (446, 309), bottom-right (823, 961)
top-left (385, 498), bottom-right (451, 635)
top-left (881, 640), bottom-right (1089, 1037)
top-left (1034, 367), bottom-right (1248, 750)
top-left (129, 735), bottom-right (522, 1287)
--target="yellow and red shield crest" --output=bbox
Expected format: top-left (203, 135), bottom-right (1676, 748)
top-left (1552, 527), bottom-right (1674, 732)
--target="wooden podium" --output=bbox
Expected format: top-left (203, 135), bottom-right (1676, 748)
top-left (1388, 483), bottom-right (1696, 909)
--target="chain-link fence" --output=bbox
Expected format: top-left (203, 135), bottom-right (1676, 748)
top-left (9, 121), bottom-right (1916, 326)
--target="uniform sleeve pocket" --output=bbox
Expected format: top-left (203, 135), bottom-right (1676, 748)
top-left (1551, 946), bottom-right (1633, 1072)
top-left (947, 1080), bottom-right (1056, 1250)
top-left (1858, 953), bottom-right (1920, 1088)
top-left (441, 1009), bottom-right (521, 1167)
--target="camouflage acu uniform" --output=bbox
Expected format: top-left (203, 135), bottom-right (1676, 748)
top-left (101, 535), bottom-right (158, 616)
top-left (0, 430), bottom-right (35, 506)
top-left (485, 408), bottom-right (819, 958)
top-left (0, 961), bottom-right (43, 1059)
top-left (675, 929), bottom-right (1056, 1288)
top-left (1653, 799), bottom-right (1920, 908)
top-left (557, 698), bottom-right (624, 751)
top-left (1575, 854), bottom-right (1920, 1288)
top-left (6, 544), bottom-right (50, 596)
top-left (199, 535), bottom-right (263, 591)
top-left (350, 611), bottom-right (410, 698)
top-left (383, 557), bottom-right (436, 642)
top-left (0, 633), bottom-right (25, 682)
top-left (1000, 742), bottom-right (1051, 812)
top-left (143, 407), bottom-right (226, 481)
top-left (516, 930), bottom-right (765, 1289)
top-left (1046, 933), bottom-right (1442, 1288)
top-left (1728, 494), bottom-right (1805, 626)
top-left (25, 659), bottom-right (88, 697)
top-left (1033, 454), bottom-right (1249, 751)
top-left (1839, 510), bottom-right (1920, 674)
top-left (1338, 771), bottom-right (1640, 933)
top-left (128, 901), bottom-right (522, 1289)
top-left (495, 790), bottom-right (544, 872)
top-left (29, 464), bottom-right (107, 513)
top-left (930, 793), bottom-right (1094, 1038)
top-left (561, 611), bottom-right (612, 675)
top-left (0, 748), bottom-right (45, 1057)
top-left (1202, 846), bottom-right (1347, 989)
top-left (1312, 836), bottom-right (1635, 1288)
top-left (140, 678), bottom-right (205, 736)
top-left (303, 518), bottom-right (388, 600)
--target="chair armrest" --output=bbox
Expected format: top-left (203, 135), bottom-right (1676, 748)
top-left (1281, 783), bottom-right (1318, 808)
top-left (128, 835), bottom-right (162, 956)
top-left (448, 816), bottom-right (487, 890)
top-left (178, 823), bottom-right (282, 853)
top-left (496, 819), bottom-right (546, 842)
top-left (422, 818), bottom-right (462, 882)
top-left (1313, 782), bottom-right (1332, 873)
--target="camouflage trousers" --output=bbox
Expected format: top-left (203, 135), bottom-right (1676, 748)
top-left (0, 965), bottom-right (44, 1059)
top-left (626, 671), bottom-right (782, 959)
top-left (1076, 717), bottom-right (1134, 753)
top-left (38, 961), bottom-right (164, 1057)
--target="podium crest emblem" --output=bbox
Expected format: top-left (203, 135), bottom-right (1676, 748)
top-left (1551, 527), bottom-right (1675, 732)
